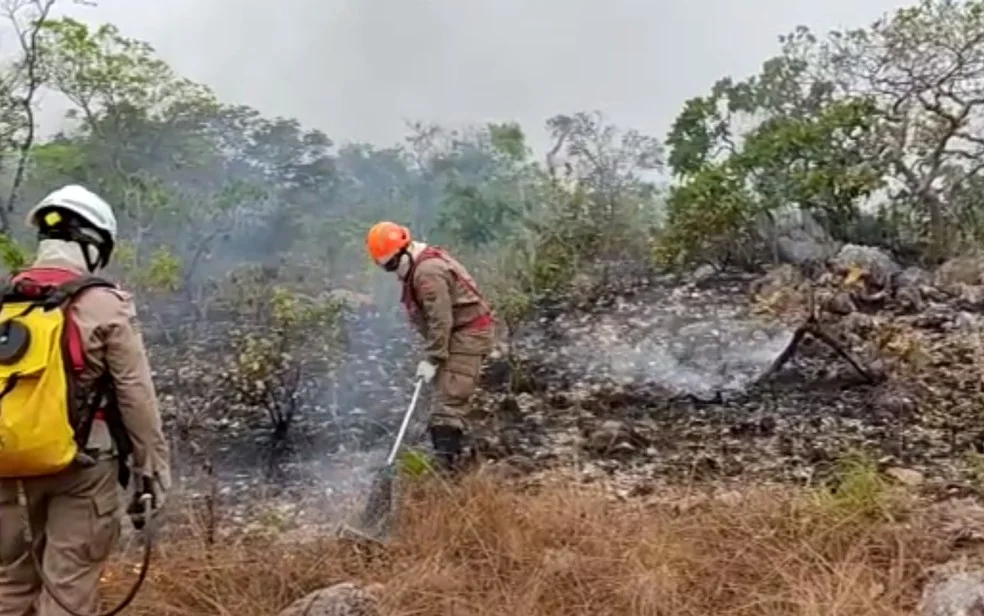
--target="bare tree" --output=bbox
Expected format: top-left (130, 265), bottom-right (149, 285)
top-left (544, 111), bottom-right (663, 276)
top-left (829, 0), bottom-right (984, 256)
top-left (0, 0), bottom-right (57, 231)
top-left (3, 0), bottom-right (56, 222)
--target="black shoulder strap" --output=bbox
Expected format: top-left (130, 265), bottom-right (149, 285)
top-left (43, 275), bottom-right (116, 310)
top-left (0, 274), bottom-right (115, 308)
top-left (0, 274), bottom-right (25, 302)
top-left (56, 274), bottom-right (116, 298)
top-left (0, 276), bottom-right (54, 313)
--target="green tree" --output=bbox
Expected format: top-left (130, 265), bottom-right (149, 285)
top-left (827, 0), bottom-right (984, 257)
top-left (660, 95), bottom-right (887, 266)
top-left (664, 0), bottom-right (984, 264)
top-left (435, 122), bottom-right (532, 247)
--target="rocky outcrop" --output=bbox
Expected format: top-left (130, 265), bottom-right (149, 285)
top-left (830, 243), bottom-right (901, 289)
top-left (935, 254), bottom-right (984, 289)
top-left (275, 582), bottom-right (382, 616)
top-left (757, 206), bottom-right (839, 269)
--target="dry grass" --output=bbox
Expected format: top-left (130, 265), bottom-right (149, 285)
top-left (102, 469), bottom-right (953, 616)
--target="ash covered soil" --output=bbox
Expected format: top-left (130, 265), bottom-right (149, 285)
top-left (153, 247), bottom-right (984, 525)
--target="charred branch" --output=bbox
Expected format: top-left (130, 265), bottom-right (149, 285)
top-left (758, 289), bottom-right (880, 384)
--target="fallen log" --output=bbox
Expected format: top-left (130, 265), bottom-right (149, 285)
top-left (758, 287), bottom-right (880, 384)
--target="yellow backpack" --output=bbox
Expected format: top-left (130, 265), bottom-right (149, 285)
top-left (0, 273), bottom-right (116, 478)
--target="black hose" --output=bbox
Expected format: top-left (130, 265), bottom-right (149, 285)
top-left (17, 482), bottom-right (154, 616)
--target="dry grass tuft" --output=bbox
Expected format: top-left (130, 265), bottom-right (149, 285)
top-left (104, 470), bottom-right (952, 616)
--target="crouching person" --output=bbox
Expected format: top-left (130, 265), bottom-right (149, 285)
top-left (0, 185), bottom-right (170, 616)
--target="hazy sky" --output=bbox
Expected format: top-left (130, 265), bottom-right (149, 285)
top-left (57, 0), bottom-right (910, 154)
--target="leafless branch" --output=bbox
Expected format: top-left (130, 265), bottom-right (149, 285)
top-left (4, 0), bottom-right (55, 220)
top-left (758, 290), bottom-right (879, 384)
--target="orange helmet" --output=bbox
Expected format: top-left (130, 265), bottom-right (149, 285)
top-left (366, 221), bottom-right (411, 267)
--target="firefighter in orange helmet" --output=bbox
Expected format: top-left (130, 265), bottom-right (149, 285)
top-left (366, 222), bottom-right (495, 471)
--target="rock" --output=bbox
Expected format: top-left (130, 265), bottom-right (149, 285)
top-left (585, 420), bottom-right (635, 456)
top-left (913, 305), bottom-right (957, 331)
top-left (690, 264), bottom-right (717, 285)
top-left (275, 582), bottom-right (382, 616)
top-left (776, 237), bottom-right (834, 270)
top-left (893, 266), bottom-right (933, 312)
top-left (955, 312), bottom-right (981, 331)
top-left (824, 291), bottom-right (857, 316)
top-left (758, 206), bottom-right (838, 268)
top-left (830, 244), bottom-right (901, 289)
top-left (839, 312), bottom-right (875, 338)
top-left (884, 467), bottom-right (924, 486)
top-left (936, 255), bottom-right (984, 289)
top-left (955, 285), bottom-right (984, 309)
top-left (896, 284), bottom-right (924, 313)
top-left (872, 384), bottom-right (918, 418)
top-left (895, 266), bottom-right (933, 289)
top-left (749, 264), bottom-right (804, 298)
top-left (920, 569), bottom-right (984, 616)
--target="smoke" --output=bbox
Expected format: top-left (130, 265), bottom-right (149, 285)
top-left (59, 0), bottom-right (910, 153)
top-left (570, 317), bottom-right (793, 399)
top-left (517, 279), bottom-right (794, 400)
top-left (17, 0), bottom-right (905, 525)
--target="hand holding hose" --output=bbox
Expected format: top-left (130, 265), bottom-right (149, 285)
top-left (415, 359), bottom-right (437, 383)
top-left (126, 474), bottom-right (161, 531)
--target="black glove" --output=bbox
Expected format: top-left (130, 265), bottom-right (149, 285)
top-left (126, 474), bottom-right (159, 531)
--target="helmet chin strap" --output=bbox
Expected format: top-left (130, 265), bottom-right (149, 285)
top-left (80, 242), bottom-right (100, 272)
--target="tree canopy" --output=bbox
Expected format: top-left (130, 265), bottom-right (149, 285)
top-left (661, 0), bottom-right (984, 266)
top-left (0, 0), bottom-right (979, 318)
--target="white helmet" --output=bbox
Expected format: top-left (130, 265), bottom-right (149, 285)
top-left (26, 184), bottom-right (117, 240)
top-left (25, 184), bottom-right (118, 269)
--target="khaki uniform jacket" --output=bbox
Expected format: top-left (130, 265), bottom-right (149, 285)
top-left (28, 255), bottom-right (171, 491)
top-left (402, 248), bottom-right (493, 363)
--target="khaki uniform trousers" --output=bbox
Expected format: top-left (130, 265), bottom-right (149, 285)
top-left (428, 328), bottom-right (495, 431)
top-left (0, 460), bottom-right (121, 616)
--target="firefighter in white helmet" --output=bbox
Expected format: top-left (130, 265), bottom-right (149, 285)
top-left (0, 185), bottom-right (170, 615)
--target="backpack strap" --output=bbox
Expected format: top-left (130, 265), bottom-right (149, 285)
top-left (55, 276), bottom-right (134, 487)
top-left (404, 248), bottom-right (435, 311)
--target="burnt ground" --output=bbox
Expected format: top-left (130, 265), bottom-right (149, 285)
top-left (471, 272), bottom-right (885, 488)
top-left (152, 255), bottom-right (984, 526)
top-left (469, 261), bottom-right (984, 501)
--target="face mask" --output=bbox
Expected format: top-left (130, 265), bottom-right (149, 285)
top-left (381, 249), bottom-right (412, 279)
top-left (395, 253), bottom-right (413, 280)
